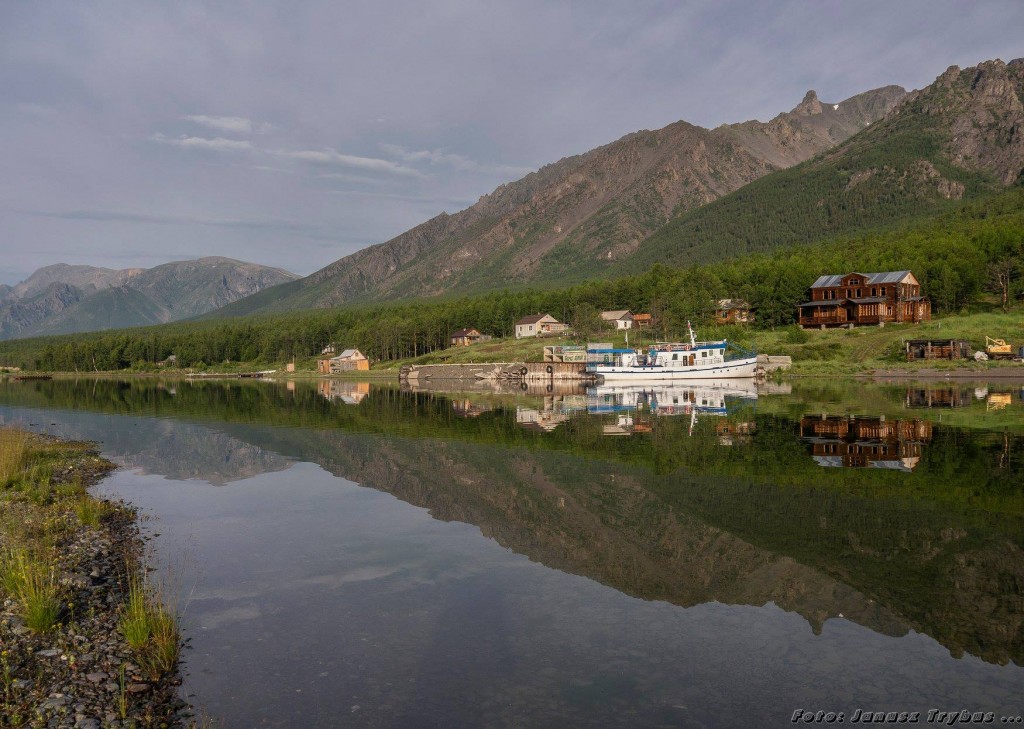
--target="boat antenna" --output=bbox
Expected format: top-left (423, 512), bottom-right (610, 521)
top-left (687, 320), bottom-right (696, 347)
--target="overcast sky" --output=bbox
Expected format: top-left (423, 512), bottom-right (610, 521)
top-left (1, 1), bottom-right (1021, 285)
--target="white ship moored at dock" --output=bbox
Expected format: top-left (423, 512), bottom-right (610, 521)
top-left (586, 323), bottom-right (758, 380)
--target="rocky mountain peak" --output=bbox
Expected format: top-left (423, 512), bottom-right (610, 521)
top-left (792, 90), bottom-right (823, 115)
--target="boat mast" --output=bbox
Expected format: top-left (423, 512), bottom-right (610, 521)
top-left (686, 320), bottom-right (696, 347)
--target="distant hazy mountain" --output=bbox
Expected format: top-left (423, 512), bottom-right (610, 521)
top-left (0, 257), bottom-right (297, 339)
top-left (209, 84), bottom-right (907, 317)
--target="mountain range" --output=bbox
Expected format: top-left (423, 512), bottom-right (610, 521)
top-left (0, 258), bottom-right (297, 340)
top-left (7, 57), bottom-right (1023, 336)
top-left (207, 57), bottom-right (1023, 319)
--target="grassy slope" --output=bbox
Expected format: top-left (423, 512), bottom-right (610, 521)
top-left (379, 309), bottom-right (1024, 375)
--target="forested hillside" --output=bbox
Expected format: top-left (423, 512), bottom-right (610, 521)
top-left (2, 186), bottom-right (1021, 372)
top-left (616, 59), bottom-right (1024, 274)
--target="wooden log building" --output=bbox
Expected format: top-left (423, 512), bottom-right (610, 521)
top-left (797, 271), bottom-right (931, 329)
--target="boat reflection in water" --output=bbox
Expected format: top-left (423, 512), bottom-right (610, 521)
top-left (588, 379), bottom-right (758, 436)
top-left (800, 415), bottom-right (933, 471)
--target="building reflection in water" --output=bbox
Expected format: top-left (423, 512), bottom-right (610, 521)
top-left (317, 380), bottom-right (370, 404)
top-left (904, 386), bottom-right (972, 409)
top-left (800, 415), bottom-right (933, 471)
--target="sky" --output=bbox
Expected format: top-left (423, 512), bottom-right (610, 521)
top-left (1, 1), bottom-right (1022, 285)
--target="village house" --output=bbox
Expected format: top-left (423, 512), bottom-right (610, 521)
top-left (797, 271), bottom-right (931, 329)
top-left (450, 328), bottom-right (485, 347)
top-left (713, 299), bottom-right (754, 325)
top-left (514, 314), bottom-right (568, 339)
top-left (600, 310), bottom-right (633, 330)
top-left (317, 348), bottom-right (370, 373)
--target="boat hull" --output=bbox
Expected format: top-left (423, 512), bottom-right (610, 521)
top-left (589, 357), bottom-right (759, 380)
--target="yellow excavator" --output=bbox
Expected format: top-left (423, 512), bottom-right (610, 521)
top-left (985, 336), bottom-right (1014, 360)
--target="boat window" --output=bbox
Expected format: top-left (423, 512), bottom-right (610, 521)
top-left (672, 353), bottom-right (678, 360)
top-left (702, 350), bottom-right (707, 358)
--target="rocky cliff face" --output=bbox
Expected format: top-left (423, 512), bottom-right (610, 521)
top-left (0, 257), bottom-right (297, 340)
top-left (928, 59), bottom-right (1024, 185)
top-left (213, 85), bottom-right (907, 316)
top-left (0, 282), bottom-right (84, 339)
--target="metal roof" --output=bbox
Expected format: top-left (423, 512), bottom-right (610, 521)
top-left (849, 297), bottom-right (888, 304)
top-left (797, 300), bottom-right (846, 308)
top-left (450, 328), bottom-right (480, 337)
top-left (810, 270), bottom-right (913, 288)
top-left (600, 310), bottom-right (632, 320)
top-left (715, 299), bottom-right (751, 310)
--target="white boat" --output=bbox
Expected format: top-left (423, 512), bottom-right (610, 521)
top-left (587, 322), bottom-right (758, 380)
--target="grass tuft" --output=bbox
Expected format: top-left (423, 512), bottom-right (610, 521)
top-left (0, 548), bottom-right (62, 633)
top-left (0, 428), bottom-right (30, 485)
top-left (74, 496), bottom-right (109, 527)
top-left (120, 575), bottom-right (180, 678)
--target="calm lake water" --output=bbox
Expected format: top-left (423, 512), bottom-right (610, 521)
top-left (1, 377), bottom-right (1022, 728)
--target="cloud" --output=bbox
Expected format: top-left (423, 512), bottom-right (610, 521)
top-left (183, 115), bottom-right (276, 134)
top-left (379, 142), bottom-right (477, 171)
top-left (150, 132), bottom-right (253, 152)
top-left (380, 142), bottom-right (534, 177)
top-left (273, 147), bottom-right (423, 177)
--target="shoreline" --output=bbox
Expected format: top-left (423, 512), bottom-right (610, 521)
top-left (0, 432), bottom-right (189, 726)
top-left (4, 366), bottom-right (1024, 383)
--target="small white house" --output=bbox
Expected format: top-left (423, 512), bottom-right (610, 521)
top-left (515, 313), bottom-right (565, 339)
top-left (601, 310), bottom-right (633, 330)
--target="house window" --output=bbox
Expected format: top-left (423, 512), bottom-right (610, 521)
top-left (881, 287), bottom-right (886, 295)
top-left (529, 325), bottom-right (533, 331)
top-left (871, 287), bottom-right (877, 296)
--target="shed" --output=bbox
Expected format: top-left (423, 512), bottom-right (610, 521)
top-left (904, 339), bottom-right (971, 361)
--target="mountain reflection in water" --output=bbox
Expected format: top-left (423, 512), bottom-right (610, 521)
top-left (0, 376), bottom-right (1021, 724)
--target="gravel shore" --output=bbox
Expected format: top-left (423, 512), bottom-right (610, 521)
top-left (0, 437), bottom-right (190, 727)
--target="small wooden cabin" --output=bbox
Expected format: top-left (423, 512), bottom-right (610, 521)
top-left (450, 328), bottom-right (483, 347)
top-left (714, 299), bottom-right (754, 325)
top-left (317, 348), bottom-right (370, 373)
top-left (797, 271), bottom-right (931, 328)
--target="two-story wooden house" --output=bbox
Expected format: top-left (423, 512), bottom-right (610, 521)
top-left (797, 270), bottom-right (931, 328)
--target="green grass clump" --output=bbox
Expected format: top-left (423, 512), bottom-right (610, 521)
top-left (120, 576), bottom-right (180, 679)
top-left (0, 429), bottom-right (30, 485)
top-left (0, 548), bottom-right (62, 633)
top-left (74, 496), bottom-right (109, 527)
